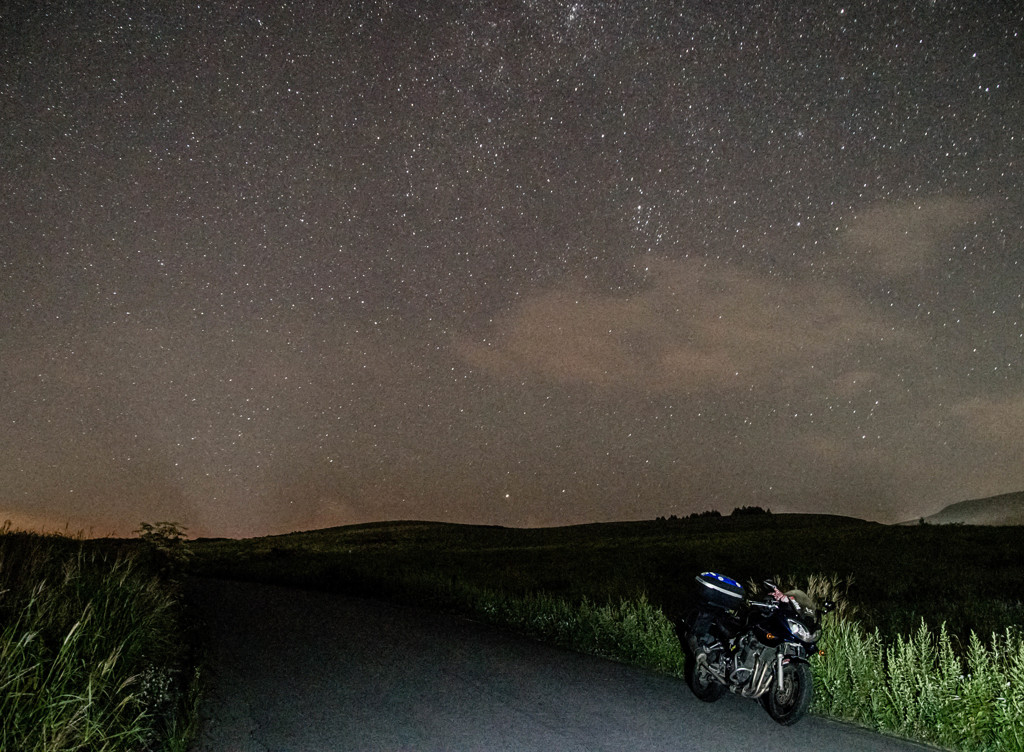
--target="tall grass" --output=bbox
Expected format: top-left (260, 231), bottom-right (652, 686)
top-left (0, 527), bottom-right (197, 752)
top-left (814, 620), bottom-right (1024, 751)
top-left (802, 574), bottom-right (1024, 752)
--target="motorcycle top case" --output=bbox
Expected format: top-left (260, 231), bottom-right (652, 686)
top-left (695, 571), bottom-right (746, 610)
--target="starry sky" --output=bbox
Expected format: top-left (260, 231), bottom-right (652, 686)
top-left (2, 1), bottom-right (1022, 538)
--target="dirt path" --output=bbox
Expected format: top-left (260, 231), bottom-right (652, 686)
top-left (188, 578), bottom-right (936, 751)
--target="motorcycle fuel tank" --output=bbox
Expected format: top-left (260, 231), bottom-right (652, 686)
top-left (695, 571), bottom-right (746, 610)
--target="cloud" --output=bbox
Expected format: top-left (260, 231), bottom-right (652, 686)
top-left (456, 256), bottom-right (901, 394)
top-left (839, 196), bottom-right (990, 276)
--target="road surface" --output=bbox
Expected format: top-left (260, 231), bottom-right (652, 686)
top-left (188, 578), bottom-right (937, 751)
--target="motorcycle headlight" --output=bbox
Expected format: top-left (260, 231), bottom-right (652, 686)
top-left (787, 618), bottom-right (819, 643)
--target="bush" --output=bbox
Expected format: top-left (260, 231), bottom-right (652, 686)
top-left (731, 505), bottom-right (771, 516)
top-left (135, 522), bottom-right (193, 585)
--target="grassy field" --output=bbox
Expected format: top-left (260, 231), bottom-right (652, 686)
top-left (188, 513), bottom-right (1024, 642)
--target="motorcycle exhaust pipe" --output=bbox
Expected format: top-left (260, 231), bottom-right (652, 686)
top-left (741, 655), bottom-right (774, 698)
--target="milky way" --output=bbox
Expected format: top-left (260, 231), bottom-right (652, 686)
top-left (2, 1), bottom-right (1022, 537)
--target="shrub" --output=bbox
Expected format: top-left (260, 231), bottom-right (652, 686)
top-left (731, 505), bottom-right (771, 516)
top-left (135, 521), bottom-right (193, 585)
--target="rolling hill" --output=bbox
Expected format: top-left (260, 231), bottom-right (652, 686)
top-left (912, 490), bottom-right (1024, 526)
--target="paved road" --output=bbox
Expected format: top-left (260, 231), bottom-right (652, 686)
top-left (188, 578), bottom-right (936, 751)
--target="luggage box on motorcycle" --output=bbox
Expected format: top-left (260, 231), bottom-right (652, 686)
top-left (695, 571), bottom-right (745, 610)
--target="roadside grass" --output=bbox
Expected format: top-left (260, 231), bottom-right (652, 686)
top-left (0, 524), bottom-right (199, 752)
top-left (813, 604), bottom-right (1024, 751)
top-left (466, 585), bottom-right (686, 676)
top-left (188, 516), bottom-right (1024, 751)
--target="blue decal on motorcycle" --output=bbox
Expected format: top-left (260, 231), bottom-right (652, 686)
top-left (701, 571), bottom-right (743, 589)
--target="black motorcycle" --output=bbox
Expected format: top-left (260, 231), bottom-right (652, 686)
top-left (681, 572), bottom-right (834, 725)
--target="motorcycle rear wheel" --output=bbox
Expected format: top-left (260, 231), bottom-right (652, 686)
top-left (761, 660), bottom-right (813, 725)
top-left (684, 654), bottom-right (727, 702)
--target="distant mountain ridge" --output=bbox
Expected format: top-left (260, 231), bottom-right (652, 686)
top-left (910, 491), bottom-right (1024, 526)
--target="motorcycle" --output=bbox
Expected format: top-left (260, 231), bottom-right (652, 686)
top-left (680, 571), bottom-right (834, 726)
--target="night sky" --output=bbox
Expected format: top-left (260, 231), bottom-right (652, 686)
top-left (2, 1), bottom-right (1022, 538)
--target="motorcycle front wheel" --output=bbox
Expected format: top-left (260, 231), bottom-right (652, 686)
top-left (761, 660), bottom-right (813, 725)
